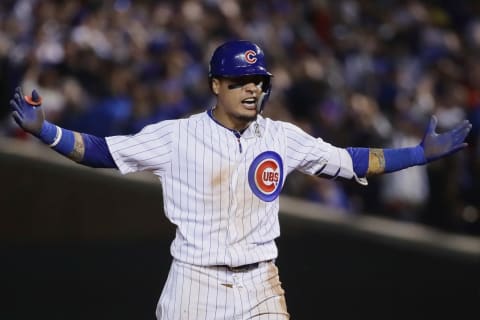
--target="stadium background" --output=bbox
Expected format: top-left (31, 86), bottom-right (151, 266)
top-left (0, 0), bottom-right (479, 319)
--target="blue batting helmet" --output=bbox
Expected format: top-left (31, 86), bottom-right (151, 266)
top-left (209, 40), bottom-right (273, 112)
top-left (209, 40), bottom-right (272, 78)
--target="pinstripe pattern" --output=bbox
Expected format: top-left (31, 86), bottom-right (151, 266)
top-left (105, 110), bottom-right (364, 319)
top-left (156, 259), bottom-right (289, 320)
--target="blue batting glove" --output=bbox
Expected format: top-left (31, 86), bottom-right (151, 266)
top-left (420, 115), bottom-right (472, 163)
top-left (9, 86), bottom-right (45, 136)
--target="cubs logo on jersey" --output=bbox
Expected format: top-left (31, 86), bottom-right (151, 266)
top-left (248, 151), bottom-right (284, 202)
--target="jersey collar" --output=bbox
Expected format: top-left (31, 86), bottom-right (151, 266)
top-left (207, 108), bottom-right (255, 138)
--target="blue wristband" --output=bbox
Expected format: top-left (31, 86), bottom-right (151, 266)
top-left (38, 121), bottom-right (75, 155)
top-left (37, 121), bottom-right (57, 145)
top-left (53, 129), bottom-right (75, 155)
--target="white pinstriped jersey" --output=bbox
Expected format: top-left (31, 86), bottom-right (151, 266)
top-left (106, 110), bottom-right (365, 267)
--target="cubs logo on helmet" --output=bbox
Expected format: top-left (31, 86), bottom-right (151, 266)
top-left (244, 50), bottom-right (257, 64)
top-left (248, 151), bottom-right (284, 202)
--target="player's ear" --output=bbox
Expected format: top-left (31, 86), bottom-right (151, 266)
top-left (211, 78), bottom-right (220, 95)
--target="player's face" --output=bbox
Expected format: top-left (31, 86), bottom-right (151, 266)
top-left (212, 75), bottom-right (266, 130)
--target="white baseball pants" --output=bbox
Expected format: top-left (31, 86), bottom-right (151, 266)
top-left (156, 259), bottom-right (290, 319)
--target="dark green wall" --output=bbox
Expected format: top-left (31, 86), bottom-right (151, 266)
top-left (1, 152), bottom-right (478, 319)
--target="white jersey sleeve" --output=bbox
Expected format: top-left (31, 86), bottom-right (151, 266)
top-left (282, 122), bottom-right (367, 185)
top-left (105, 120), bottom-right (175, 174)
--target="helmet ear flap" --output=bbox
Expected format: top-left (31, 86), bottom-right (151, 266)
top-left (261, 76), bottom-right (271, 93)
top-left (256, 92), bottom-right (266, 113)
top-left (257, 80), bottom-right (271, 113)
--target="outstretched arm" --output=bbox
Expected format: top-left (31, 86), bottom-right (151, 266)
top-left (9, 87), bottom-right (117, 168)
top-left (348, 116), bottom-right (472, 177)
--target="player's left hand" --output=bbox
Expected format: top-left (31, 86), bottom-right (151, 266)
top-left (420, 115), bottom-right (472, 163)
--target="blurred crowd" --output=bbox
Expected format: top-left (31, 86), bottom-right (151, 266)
top-left (0, 0), bottom-right (479, 235)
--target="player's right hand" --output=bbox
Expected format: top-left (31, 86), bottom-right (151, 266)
top-left (9, 86), bottom-right (45, 136)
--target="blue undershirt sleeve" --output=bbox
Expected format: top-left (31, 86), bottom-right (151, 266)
top-left (347, 146), bottom-right (427, 176)
top-left (38, 122), bottom-right (116, 168)
top-left (346, 147), bottom-right (369, 177)
top-left (80, 134), bottom-right (117, 168)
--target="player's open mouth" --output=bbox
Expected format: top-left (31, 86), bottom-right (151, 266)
top-left (242, 97), bottom-right (257, 109)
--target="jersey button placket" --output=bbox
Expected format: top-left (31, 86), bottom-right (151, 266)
top-left (225, 133), bottom-right (241, 264)
top-left (229, 142), bottom-right (249, 266)
top-left (227, 160), bottom-right (239, 247)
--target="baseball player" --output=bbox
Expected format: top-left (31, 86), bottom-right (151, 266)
top-left (9, 40), bottom-right (472, 319)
